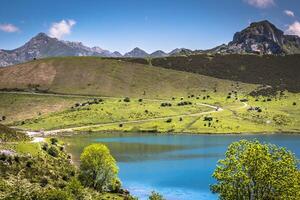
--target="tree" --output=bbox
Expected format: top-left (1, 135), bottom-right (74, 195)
top-left (211, 140), bottom-right (300, 200)
top-left (148, 191), bottom-right (165, 200)
top-left (79, 144), bottom-right (118, 192)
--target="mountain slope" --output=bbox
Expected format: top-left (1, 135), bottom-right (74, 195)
top-left (0, 33), bottom-right (120, 67)
top-left (0, 57), bottom-right (255, 98)
top-left (124, 47), bottom-right (149, 58)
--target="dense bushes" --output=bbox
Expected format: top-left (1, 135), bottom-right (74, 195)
top-left (0, 124), bottom-right (29, 142)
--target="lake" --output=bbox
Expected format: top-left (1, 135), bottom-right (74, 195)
top-left (61, 133), bottom-right (300, 200)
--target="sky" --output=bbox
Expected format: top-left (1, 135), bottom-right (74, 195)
top-left (0, 0), bottom-right (300, 54)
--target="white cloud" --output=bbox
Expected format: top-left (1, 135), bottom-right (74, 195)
top-left (0, 23), bottom-right (19, 33)
top-left (284, 10), bottom-right (295, 17)
top-left (285, 21), bottom-right (300, 37)
top-left (244, 0), bottom-right (275, 8)
top-left (48, 19), bottom-right (76, 39)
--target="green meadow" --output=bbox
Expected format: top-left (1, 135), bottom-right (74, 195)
top-left (4, 90), bottom-right (298, 134)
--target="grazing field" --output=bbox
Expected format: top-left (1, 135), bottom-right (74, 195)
top-left (0, 57), bottom-right (257, 98)
top-left (6, 91), bottom-right (299, 134)
top-left (0, 92), bottom-right (88, 123)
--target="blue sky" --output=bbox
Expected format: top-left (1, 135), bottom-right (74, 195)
top-left (0, 0), bottom-right (300, 53)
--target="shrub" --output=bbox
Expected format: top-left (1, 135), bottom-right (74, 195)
top-left (148, 191), bottom-right (165, 200)
top-left (166, 118), bottom-right (172, 123)
top-left (48, 146), bottom-right (59, 157)
top-left (40, 177), bottom-right (49, 187)
top-left (211, 140), bottom-right (300, 200)
top-left (42, 143), bottom-right (49, 151)
top-left (293, 102), bottom-right (297, 106)
top-left (50, 138), bottom-right (58, 145)
top-left (138, 99), bottom-right (143, 102)
top-left (79, 144), bottom-right (118, 192)
top-left (124, 97), bottom-right (130, 102)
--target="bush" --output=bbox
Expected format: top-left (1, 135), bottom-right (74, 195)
top-left (166, 118), bottom-right (172, 123)
top-left (124, 97), bottom-right (130, 102)
top-left (50, 138), bottom-right (58, 145)
top-left (211, 140), bottom-right (300, 200)
top-left (48, 146), bottom-right (59, 157)
top-left (148, 191), bottom-right (165, 200)
top-left (293, 102), bottom-right (297, 106)
top-left (138, 99), bottom-right (143, 102)
top-left (79, 144), bottom-right (118, 192)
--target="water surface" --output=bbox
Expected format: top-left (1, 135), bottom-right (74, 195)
top-left (61, 133), bottom-right (300, 200)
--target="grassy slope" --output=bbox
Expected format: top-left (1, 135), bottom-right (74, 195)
top-left (13, 91), bottom-right (300, 134)
top-left (16, 97), bottom-right (212, 131)
top-left (77, 92), bottom-right (300, 134)
top-left (0, 93), bottom-right (89, 124)
top-left (0, 57), bottom-right (257, 98)
top-left (117, 54), bottom-right (300, 92)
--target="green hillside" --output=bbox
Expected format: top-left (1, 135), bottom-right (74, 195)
top-left (0, 57), bottom-right (257, 98)
top-left (111, 54), bottom-right (300, 92)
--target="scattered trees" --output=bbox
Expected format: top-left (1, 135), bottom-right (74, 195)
top-left (160, 102), bottom-right (172, 107)
top-left (79, 144), bottom-right (119, 192)
top-left (211, 140), bottom-right (300, 200)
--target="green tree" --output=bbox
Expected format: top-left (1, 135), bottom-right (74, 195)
top-left (79, 144), bottom-right (118, 192)
top-left (211, 140), bottom-right (300, 200)
top-left (148, 191), bottom-right (165, 200)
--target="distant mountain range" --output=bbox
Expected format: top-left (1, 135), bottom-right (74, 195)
top-left (1, 20), bottom-right (300, 67)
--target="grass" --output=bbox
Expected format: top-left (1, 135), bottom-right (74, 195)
top-left (0, 56), bottom-right (257, 98)
top-left (16, 97), bottom-right (212, 131)
top-left (0, 93), bottom-right (88, 123)
top-left (10, 90), bottom-right (300, 134)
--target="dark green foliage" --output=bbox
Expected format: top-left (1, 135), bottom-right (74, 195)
top-left (166, 118), bottom-right (172, 123)
top-left (177, 101), bottom-right (192, 106)
top-left (293, 102), bottom-right (297, 106)
top-left (204, 116), bottom-right (213, 121)
top-left (160, 102), bottom-right (172, 107)
top-left (0, 124), bottom-right (29, 142)
top-left (124, 97), bottom-right (130, 102)
top-left (148, 191), bottom-right (165, 200)
top-left (50, 138), bottom-right (58, 145)
top-left (138, 99), bottom-right (143, 102)
top-left (47, 146), bottom-right (59, 157)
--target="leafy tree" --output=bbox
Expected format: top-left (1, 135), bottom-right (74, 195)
top-left (148, 191), bottom-right (165, 200)
top-left (211, 140), bottom-right (300, 200)
top-left (79, 144), bottom-right (118, 192)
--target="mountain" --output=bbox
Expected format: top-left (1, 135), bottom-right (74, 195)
top-left (0, 33), bottom-right (120, 67)
top-left (150, 50), bottom-right (168, 57)
top-left (124, 47), bottom-right (149, 58)
top-left (168, 48), bottom-right (194, 56)
top-left (212, 20), bottom-right (300, 55)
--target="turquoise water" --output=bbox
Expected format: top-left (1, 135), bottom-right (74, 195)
top-left (62, 133), bottom-right (300, 200)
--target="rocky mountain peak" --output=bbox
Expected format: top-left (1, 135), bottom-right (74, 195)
top-left (124, 47), bottom-right (149, 57)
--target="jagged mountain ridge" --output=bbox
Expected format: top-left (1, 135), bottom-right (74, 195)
top-left (1, 20), bottom-right (300, 67)
top-left (208, 20), bottom-right (300, 55)
top-left (0, 33), bottom-right (122, 67)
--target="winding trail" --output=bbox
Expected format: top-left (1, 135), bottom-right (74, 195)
top-left (1, 91), bottom-right (249, 136)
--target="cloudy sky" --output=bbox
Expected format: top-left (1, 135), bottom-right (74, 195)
top-left (0, 0), bottom-right (299, 53)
